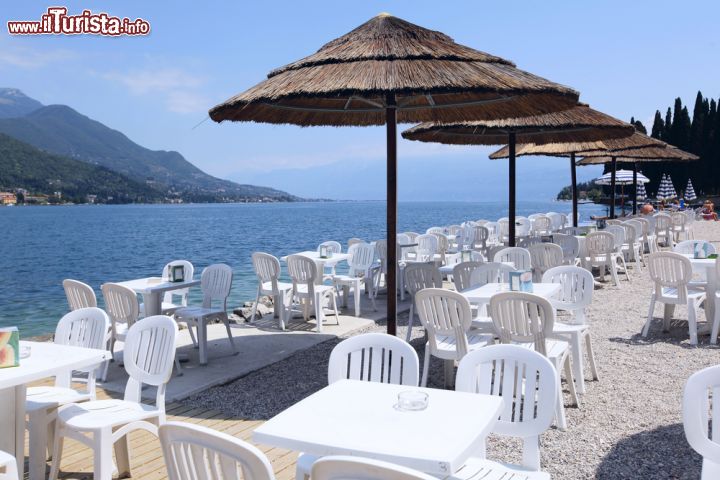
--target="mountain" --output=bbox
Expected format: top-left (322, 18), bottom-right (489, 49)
top-left (0, 88), bottom-right (43, 118)
top-left (0, 133), bottom-right (162, 203)
top-left (0, 88), bottom-right (300, 202)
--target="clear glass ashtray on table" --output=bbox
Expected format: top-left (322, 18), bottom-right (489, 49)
top-left (394, 390), bottom-right (429, 411)
top-left (20, 344), bottom-right (32, 359)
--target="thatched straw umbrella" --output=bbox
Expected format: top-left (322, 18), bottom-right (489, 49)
top-left (402, 104), bottom-right (634, 240)
top-left (489, 132), bottom-right (663, 224)
top-left (577, 146), bottom-right (699, 214)
top-left (208, 13), bottom-right (580, 335)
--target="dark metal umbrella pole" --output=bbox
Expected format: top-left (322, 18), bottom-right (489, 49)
top-left (385, 94), bottom-right (397, 336)
top-left (570, 153), bottom-right (578, 227)
top-left (508, 132), bottom-right (517, 246)
top-left (610, 157), bottom-right (617, 218)
top-left (633, 163), bottom-right (638, 215)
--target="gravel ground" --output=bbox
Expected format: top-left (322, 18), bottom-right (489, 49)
top-left (184, 220), bottom-right (720, 479)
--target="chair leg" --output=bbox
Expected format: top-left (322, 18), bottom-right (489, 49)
top-left (331, 291), bottom-right (340, 324)
top-left (554, 366), bottom-right (568, 431)
top-left (405, 302), bottom-right (415, 343)
top-left (688, 298), bottom-right (699, 345)
top-left (421, 344), bottom-right (431, 387)
top-left (314, 292), bottom-right (324, 333)
top-left (585, 332), bottom-right (599, 381)
top-left (642, 296), bottom-right (656, 337)
top-left (28, 409), bottom-right (49, 480)
top-left (250, 287), bottom-right (261, 322)
top-left (563, 355), bottom-right (580, 407)
top-left (663, 304), bottom-right (675, 332)
top-left (609, 259), bottom-right (619, 286)
top-left (48, 425), bottom-right (64, 480)
top-left (174, 356), bottom-right (184, 376)
top-left (186, 322), bottom-right (198, 348)
top-left (712, 296), bottom-right (720, 345)
top-left (114, 434), bottom-right (131, 478)
top-left (223, 315), bottom-right (239, 355)
top-left (95, 428), bottom-right (114, 480)
top-left (354, 280), bottom-right (361, 317)
top-left (197, 319), bottom-right (208, 365)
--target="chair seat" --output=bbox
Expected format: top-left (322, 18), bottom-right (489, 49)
top-left (57, 399), bottom-right (160, 430)
top-left (450, 457), bottom-right (550, 480)
top-left (514, 339), bottom-right (569, 362)
top-left (434, 332), bottom-right (494, 357)
top-left (470, 316), bottom-right (494, 333)
top-left (26, 386), bottom-right (92, 412)
top-left (295, 284), bottom-right (335, 295)
top-left (661, 287), bottom-right (706, 300)
top-left (260, 281), bottom-right (293, 293)
top-left (552, 322), bottom-right (589, 334)
top-left (332, 274), bottom-right (364, 284)
top-left (174, 306), bottom-right (225, 320)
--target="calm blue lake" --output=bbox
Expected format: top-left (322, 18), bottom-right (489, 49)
top-left (0, 201), bottom-right (607, 337)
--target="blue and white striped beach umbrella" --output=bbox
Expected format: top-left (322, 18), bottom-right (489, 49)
top-left (595, 169), bottom-right (649, 185)
top-left (657, 174), bottom-right (677, 200)
top-left (684, 178), bottom-right (697, 201)
top-left (636, 181), bottom-right (647, 201)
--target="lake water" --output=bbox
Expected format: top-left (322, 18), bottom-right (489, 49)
top-left (1, 201), bottom-right (607, 337)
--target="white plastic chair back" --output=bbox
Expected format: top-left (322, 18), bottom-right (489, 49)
top-left (63, 279), bottom-right (97, 311)
top-left (287, 255), bottom-right (320, 299)
top-left (647, 252), bottom-right (693, 305)
top-left (473, 226), bottom-right (489, 251)
top-left (469, 262), bottom-right (516, 286)
top-left (542, 266), bottom-right (594, 323)
top-left (456, 344), bottom-right (558, 471)
top-left (452, 261), bottom-right (483, 291)
top-left (430, 233), bottom-right (449, 256)
top-left (498, 219), bottom-right (510, 243)
top-left (374, 240), bottom-right (388, 272)
top-left (620, 223), bottom-right (638, 246)
top-left (586, 231), bottom-right (615, 257)
top-left (252, 252), bottom-right (282, 294)
top-left (402, 232), bottom-right (420, 243)
top-left (516, 217), bottom-right (532, 237)
top-left (404, 263), bottom-right (442, 297)
top-left (547, 212), bottom-right (564, 231)
top-left (683, 365), bottom-right (720, 480)
top-left (672, 212), bottom-right (687, 229)
top-left (528, 243), bottom-right (564, 279)
top-left (54, 307), bottom-right (110, 384)
top-left (605, 225), bottom-right (625, 251)
top-left (318, 241), bottom-right (342, 255)
top-left (415, 288), bottom-right (473, 359)
top-left (0, 450), bottom-right (18, 480)
top-left (312, 456), bottom-right (436, 480)
top-left (101, 282), bottom-right (139, 336)
top-left (674, 240), bottom-right (717, 256)
top-left (161, 260), bottom-right (194, 306)
top-left (123, 315), bottom-right (178, 407)
top-left (347, 243), bottom-right (375, 277)
top-left (447, 225), bottom-right (462, 236)
top-left (426, 227), bottom-right (444, 234)
top-left (489, 292), bottom-right (554, 356)
top-left (531, 215), bottom-right (552, 236)
top-left (347, 238), bottom-right (363, 250)
top-left (200, 264), bottom-right (233, 311)
top-left (552, 233), bottom-right (580, 264)
top-left (484, 221), bottom-right (499, 242)
top-left (328, 333), bottom-right (419, 386)
top-left (655, 214), bottom-right (673, 243)
top-left (160, 422), bottom-right (275, 480)
top-left (493, 247), bottom-right (532, 270)
top-left (415, 234), bottom-right (438, 262)
top-left (458, 226), bottom-right (476, 251)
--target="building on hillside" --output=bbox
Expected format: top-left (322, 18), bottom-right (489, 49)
top-left (0, 192), bottom-right (17, 205)
top-left (86, 194), bottom-right (98, 204)
top-left (24, 194), bottom-right (49, 204)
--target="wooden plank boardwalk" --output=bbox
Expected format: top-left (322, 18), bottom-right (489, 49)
top-left (23, 382), bottom-right (297, 480)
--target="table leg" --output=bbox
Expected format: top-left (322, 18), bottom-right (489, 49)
top-left (142, 292), bottom-right (162, 317)
top-left (0, 385), bottom-right (26, 478)
top-left (705, 267), bottom-right (717, 325)
top-left (570, 332), bottom-right (585, 395)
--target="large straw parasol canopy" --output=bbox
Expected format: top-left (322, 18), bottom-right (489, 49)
top-left (209, 13), bottom-right (579, 126)
top-left (575, 146), bottom-right (699, 163)
top-left (401, 104), bottom-right (634, 145)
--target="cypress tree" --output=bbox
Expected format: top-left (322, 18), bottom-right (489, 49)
top-left (664, 107), bottom-right (673, 142)
top-left (690, 91), bottom-right (705, 154)
top-left (651, 111), bottom-right (664, 139)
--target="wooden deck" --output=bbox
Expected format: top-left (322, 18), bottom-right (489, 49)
top-left (23, 383), bottom-right (297, 480)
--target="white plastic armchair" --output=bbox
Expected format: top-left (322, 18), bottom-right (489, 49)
top-left (683, 365), bottom-right (720, 480)
top-left (454, 345), bottom-right (557, 477)
top-left (469, 262), bottom-right (516, 287)
top-left (415, 234), bottom-right (439, 263)
top-left (493, 246), bottom-right (532, 270)
top-left (173, 264), bottom-right (237, 365)
top-left (497, 219), bottom-right (510, 244)
top-left (287, 255), bottom-right (339, 333)
top-left (547, 212), bottom-right (565, 231)
top-left (403, 263), bottom-right (442, 342)
top-left (318, 241), bottom-right (343, 278)
top-left (674, 240), bottom-right (717, 256)
top-left (642, 252), bottom-right (706, 345)
top-left (160, 422), bottom-right (276, 480)
top-left (429, 232), bottom-right (449, 264)
top-left (671, 211), bottom-right (690, 242)
top-left (426, 226), bottom-right (445, 234)
top-left (584, 231), bottom-right (625, 286)
top-left (654, 213), bottom-right (674, 249)
top-left (542, 266), bottom-right (594, 325)
top-left (50, 316), bottom-right (178, 480)
top-left (0, 450), bottom-right (18, 480)
top-left (452, 261), bottom-right (483, 291)
top-left (528, 243), bottom-right (564, 282)
top-left (516, 217), bottom-right (532, 238)
top-left (63, 279), bottom-right (97, 311)
top-left (415, 288), bottom-right (493, 387)
top-left (332, 243), bottom-right (378, 316)
top-left (311, 457), bottom-right (437, 480)
top-left (472, 225), bottom-right (490, 256)
top-left (101, 282), bottom-right (140, 364)
top-left (552, 233), bottom-right (580, 265)
top-left (531, 215), bottom-right (553, 236)
top-left (251, 252), bottom-right (293, 329)
top-left (328, 333), bottom-right (419, 385)
top-left (25, 308), bottom-right (110, 480)
top-left (158, 260), bottom-right (194, 314)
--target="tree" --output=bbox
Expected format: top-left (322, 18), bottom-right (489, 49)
top-left (651, 111), bottom-right (664, 139)
top-left (630, 117), bottom-right (647, 134)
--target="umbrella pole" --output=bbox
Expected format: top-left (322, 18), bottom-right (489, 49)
top-left (610, 157), bottom-right (617, 219)
top-left (508, 132), bottom-right (516, 247)
top-left (570, 152), bottom-right (578, 227)
top-left (385, 94), bottom-right (397, 337)
top-left (633, 163), bottom-right (638, 215)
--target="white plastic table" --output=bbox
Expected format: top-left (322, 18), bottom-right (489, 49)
top-left (461, 282), bottom-right (561, 306)
top-left (0, 341), bottom-right (110, 478)
top-left (682, 254), bottom-right (718, 327)
top-left (253, 379), bottom-right (503, 475)
top-left (117, 277), bottom-right (200, 316)
top-left (281, 251), bottom-right (351, 285)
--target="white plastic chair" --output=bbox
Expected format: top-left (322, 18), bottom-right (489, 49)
top-left (654, 213), bottom-right (675, 249)
top-left (63, 279), bottom-right (97, 311)
top-left (489, 292), bottom-right (578, 430)
top-left (472, 225), bottom-right (490, 257)
top-left (531, 215), bottom-right (553, 236)
top-left (333, 243), bottom-right (378, 317)
top-left (415, 288), bottom-right (494, 388)
top-left (0, 450), bottom-right (18, 480)
top-left (429, 232), bottom-right (449, 264)
top-left (347, 238), bottom-right (363, 250)
top-left (160, 422), bottom-right (275, 480)
top-left (552, 233), bottom-right (580, 265)
top-left (295, 333), bottom-right (421, 480)
top-left (413, 234), bottom-right (438, 263)
top-left (426, 226), bottom-right (444, 234)
top-left (497, 219), bottom-right (510, 244)
top-left (251, 252), bottom-right (293, 329)
top-left (583, 231), bottom-right (625, 286)
top-left (634, 217), bottom-right (655, 254)
top-left (672, 212), bottom-right (690, 242)
top-left (101, 282), bottom-right (139, 366)
top-left (457, 226), bottom-right (476, 253)
top-left (452, 261), bottom-right (483, 292)
top-left (547, 212), bottom-right (565, 231)
top-left (312, 456), bottom-right (436, 480)
top-left (642, 252), bottom-right (707, 345)
top-left (528, 243), bottom-right (564, 282)
top-left (318, 241), bottom-right (343, 278)
top-left (403, 263), bottom-right (442, 342)
top-left (50, 316), bottom-right (178, 480)
top-left (618, 223), bottom-right (642, 272)
top-left (674, 240), bottom-right (717, 256)
top-left (173, 264), bottom-right (238, 365)
top-left (469, 262), bottom-right (516, 286)
top-left (453, 345), bottom-right (557, 478)
top-left (25, 308), bottom-right (110, 480)
top-left (493, 246), bottom-right (532, 271)
top-left (159, 260), bottom-right (194, 314)
top-left (683, 365), bottom-right (720, 480)
top-left (287, 255), bottom-right (339, 333)
top-left (516, 217), bottom-right (532, 239)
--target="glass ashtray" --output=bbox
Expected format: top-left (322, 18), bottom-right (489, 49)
top-left (394, 390), bottom-right (429, 411)
top-left (20, 344), bottom-right (31, 359)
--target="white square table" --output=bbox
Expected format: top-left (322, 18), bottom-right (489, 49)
top-left (681, 254), bottom-right (718, 332)
top-left (0, 341), bottom-right (110, 478)
top-left (461, 282), bottom-right (561, 306)
top-left (281, 251), bottom-right (351, 285)
top-left (117, 277), bottom-right (200, 316)
top-left (253, 379), bottom-right (503, 475)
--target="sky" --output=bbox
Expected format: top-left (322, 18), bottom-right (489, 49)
top-left (1, 1), bottom-right (718, 201)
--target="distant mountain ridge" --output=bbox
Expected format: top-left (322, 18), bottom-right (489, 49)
top-left (0, 88), bottom-right (301, 202)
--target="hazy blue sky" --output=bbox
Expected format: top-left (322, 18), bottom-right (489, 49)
top-left (1, 1), bottom-right (717, 200)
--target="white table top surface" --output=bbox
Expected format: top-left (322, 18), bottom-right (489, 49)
top-left (0, 341), bottom-right (110, 389)
top-left (439, 261), bottom-right (514, 274)
top-left (461, 282), bottom-right (561, 303)
top-left (253, 379), bottom-right (503, 475)
top-left (680, 253), bottom-right (717, 266)
top-left (281, 251), bottom-right (351, 264)
top-left (117, 277), bottom-right (200, 294)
